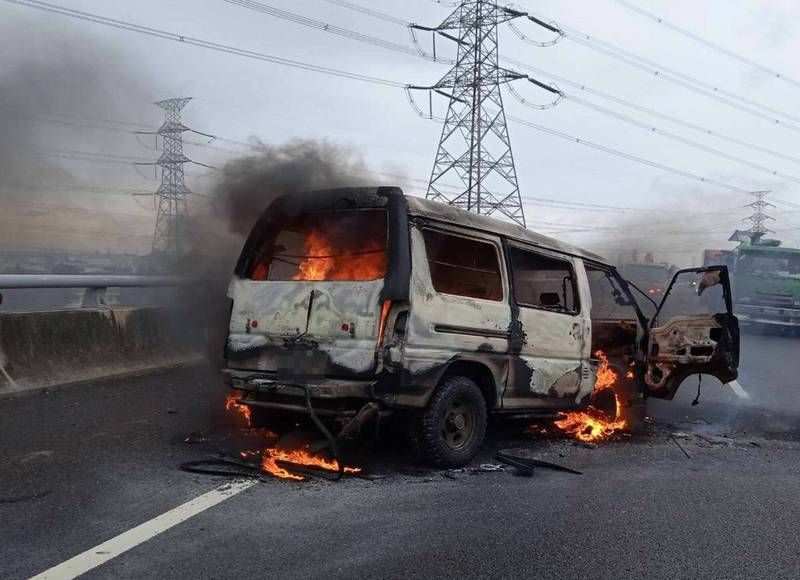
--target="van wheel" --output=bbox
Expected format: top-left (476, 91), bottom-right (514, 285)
top-left (419, 376), bottom-right (487, 468)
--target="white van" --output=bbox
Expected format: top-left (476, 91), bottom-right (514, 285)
top-left (222, 187), bottom-right (739, 466)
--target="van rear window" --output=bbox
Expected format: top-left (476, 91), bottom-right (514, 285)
top-left (248, 209), bottom-right (387, 281)
top-left (423, 229), bottom-right (503, 301)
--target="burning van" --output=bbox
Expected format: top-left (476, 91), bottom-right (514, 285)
top-left (222, 187), bottom-right (739, 467)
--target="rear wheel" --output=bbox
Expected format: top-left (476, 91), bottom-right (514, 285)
top-left (419, 376), bottom-right (487, 468)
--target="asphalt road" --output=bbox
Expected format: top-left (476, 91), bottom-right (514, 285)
top-left (2, 330), bottom-right (800, 579)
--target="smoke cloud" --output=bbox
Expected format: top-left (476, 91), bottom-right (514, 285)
top-left (0, 11), bottom-right (157, 253)
top-left (213, 139), bottom-right (369, 236)
top-left (186, 138), bottom-right (370, 263)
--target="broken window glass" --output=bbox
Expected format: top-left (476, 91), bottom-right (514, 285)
top-left (422, 229), bottom-right (503, 301)
top-left (247, 209), bottom-right (388, 282)
top-left (508, 246), bottom-right (578, 314)
top-left (586, 266), bottom-right (638, 320)
top-left (657, 269), bottom-right (727, 320)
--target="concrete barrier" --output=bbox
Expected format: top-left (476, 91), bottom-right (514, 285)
top-left (0, 307), bottom-right (207, 395)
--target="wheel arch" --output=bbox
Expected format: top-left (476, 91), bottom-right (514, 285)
top-left (438, 359), bottom-right (499, 410)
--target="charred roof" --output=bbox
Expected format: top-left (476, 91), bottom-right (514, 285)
top-left (259, 186), bottom-right (610, 267)
top-left (404, 194), bottom-right (609, 266)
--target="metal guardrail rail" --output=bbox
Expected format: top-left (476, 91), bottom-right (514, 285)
top-left (0, 275), bottom-right (187, 308)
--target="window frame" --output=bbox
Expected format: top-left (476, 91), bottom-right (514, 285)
top-left (248, 207), bottom-right (389, 282)
top-left (506, 241), bottom-right (582, 316)
top-left (420, 225), bottom-right (507, 303)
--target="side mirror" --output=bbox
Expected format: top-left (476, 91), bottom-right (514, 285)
top-left (539, 292), bottom-right (560, 307)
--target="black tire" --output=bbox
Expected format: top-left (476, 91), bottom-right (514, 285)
top-left (419, 376), bottom-right (487, 468)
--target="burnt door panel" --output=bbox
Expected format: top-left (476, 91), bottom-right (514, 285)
top-left (645, 266), bottom-right (739, 399)
top-left (401, 226), bottom-right (512, 408)
top-left (503, 246), bottom-right (593, 409)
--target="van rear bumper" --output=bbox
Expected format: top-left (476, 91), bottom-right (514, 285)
top-left (222, 367), bottom-right (374, 403)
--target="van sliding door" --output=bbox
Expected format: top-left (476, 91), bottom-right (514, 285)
top-left (503, 244), bottom-right (593, 409)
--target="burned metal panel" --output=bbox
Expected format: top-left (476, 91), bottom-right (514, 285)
top-left (404, 195), bottom-right (610, 265)
top-left (392, 225), bottom-right (511, 408)
top-left (502, 250), bottom-right (594, 409)
top-left (226, 277), bottom-right (385, 377)
top-left (233, 186), bottom-right (410, 303)
top-left (645, 313), bottom-right (739, 399)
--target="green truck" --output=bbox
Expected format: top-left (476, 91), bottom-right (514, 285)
top-left (705, 243), bottom-right (800, 330)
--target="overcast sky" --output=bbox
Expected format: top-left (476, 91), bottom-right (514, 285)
top-left (2, 0), bottom-right (800, 261)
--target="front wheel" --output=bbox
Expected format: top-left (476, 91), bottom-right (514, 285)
top-left (419, 376), bottom-right (487, 468)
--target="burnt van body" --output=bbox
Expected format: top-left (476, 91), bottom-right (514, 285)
top-left (222, 187), bottom-right (739, 466)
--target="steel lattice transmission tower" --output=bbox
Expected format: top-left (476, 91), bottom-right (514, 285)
top-left (135, 97), bottom-right (214, 255)
top-left (744, 190), bottom-right (775, 241)
top-left (408, 1), bottom-right (561, 226)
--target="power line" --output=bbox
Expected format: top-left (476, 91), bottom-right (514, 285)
top-left (542, 13), bottom-right (800, 130)
top-left (2, 0), bottom-right (404, 88)
top-left (1, 181), bottom-right (153, 197)
top-left (312, 0), bottom-right (791, 193)
top-left (558, 92), bottom-right (800, 185)
top-left (503, 58), bottom-right (800, 167)
top-left (506, 114), bottom-right (752, 195)
top-left (1, 198), bottom-right (153, 222)
top-left (0, 142), bottom-right (153, 164)
top-left (7, 0), bottom-right (767, 204)
top-left (609, 0), bottom-right (800, 90)
top-left (319, 0), bottom-right (408, 25)
top-left (520, 195), bottom-right (742, 215)
top-left (221, 0), bottom-right (428, 59)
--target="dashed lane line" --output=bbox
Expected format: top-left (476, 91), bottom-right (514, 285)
top-left (727, 379), bottom-right (752, 400)
top-left (30, 480), bottom-right (257, 580)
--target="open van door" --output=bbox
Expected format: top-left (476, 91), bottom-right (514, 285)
top-left (644, 266), bottom-right (739, 399)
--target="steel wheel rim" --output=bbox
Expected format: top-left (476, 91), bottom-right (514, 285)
top-left (441, 395), bottom-right (476, 451)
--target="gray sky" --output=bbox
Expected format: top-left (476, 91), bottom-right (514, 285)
top-left (2, 0), bottom-right (800, 261)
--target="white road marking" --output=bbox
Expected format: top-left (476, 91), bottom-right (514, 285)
top-left (726, 380), bottom-right (751, 400)
top-left (30, 480), bottom-right (256, 580)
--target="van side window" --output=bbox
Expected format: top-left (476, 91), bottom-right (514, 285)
top-left (423, 229), bottom-right (503, 301)
top-left (509, 246), bottom-right (579, 314)
top-left (586, 265), bottom-right (638, 319)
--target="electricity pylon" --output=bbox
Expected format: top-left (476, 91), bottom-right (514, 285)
top-left (135, 97), bottom-right (214, 255)
top-left (408, 0), bottom-right (562, 227)
top-left (744, 190), bottom-right (775, 241)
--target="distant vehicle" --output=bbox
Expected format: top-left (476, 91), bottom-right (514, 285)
top-left (732, 244), bottom-right (800, 329)
top-left (223, 187), bottom-right (739, 467)
top-left (620, 262), bottom-right (672, 297)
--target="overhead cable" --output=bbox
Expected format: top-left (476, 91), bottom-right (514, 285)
top-left (544, 14), bottom-right (800, 127)
top-left (2, 0), bottom-right (404, 88)
top-left (504, 58), bottom-right (800, 166)
top-left (506, 114), bottom-right (752, 195)
top-left (609, 0), bottom-right (800, 90)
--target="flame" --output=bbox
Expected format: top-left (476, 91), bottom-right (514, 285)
top-left (553, 401), bottom-right (627, 442)
top-left (292, 229), bottom-right (386, 281)
top-left (552, 350), bottom-right (628, 442)
top-left (625, 360), bottom-right (635, 380)
top-left (593, 350), bottom-right (618, 390)
top-left (225, 391), bottom-right (251, 426)
top-left (243, 427), bottom-right (278, 439)
top-left (261, 445), bottom-right (362, 481)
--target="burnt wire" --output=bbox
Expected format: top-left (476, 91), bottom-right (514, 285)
top-left (273, 248), bottom-right (387, 259)
top-left (692, 374), bottom-right (702, 406)
top-left (179, 457), bottom-right (266, 480)
top-left (303, 384), bottom-right (344, 480)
